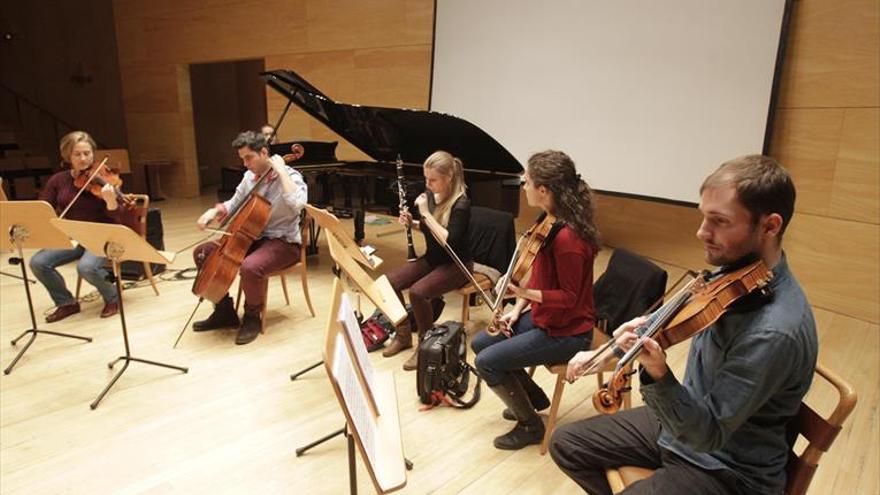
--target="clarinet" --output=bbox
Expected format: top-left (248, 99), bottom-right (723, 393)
top-left (396, 155), bottom-right (418, 261)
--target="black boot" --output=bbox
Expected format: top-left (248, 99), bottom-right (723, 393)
top-left (502, 371), bottom-right (551, 420)
top-left (490, 376), bottom-right (545, 450)
top-left (193, 296), bottom-right (239, 331)
top-left (235, 306), bottom-right (262, 345)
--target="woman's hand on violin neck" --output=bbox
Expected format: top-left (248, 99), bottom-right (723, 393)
top-left (101, 183), bottom-right (118, 210)
top-left (499, 308), bottom-right (520, 327)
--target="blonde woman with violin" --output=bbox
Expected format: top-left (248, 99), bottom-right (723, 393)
top-left (30, 131), bottom-right (134, 322)
top-left (472, 150), bottom-right (600, 450)
top-left (382, 150), bottom-right (473, 371)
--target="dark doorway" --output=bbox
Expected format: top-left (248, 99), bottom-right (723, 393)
top-left (190, 59), bottom-right (267, 190)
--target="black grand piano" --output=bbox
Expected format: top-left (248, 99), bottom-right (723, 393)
top-left (257, 68), bottom-right (523, 244)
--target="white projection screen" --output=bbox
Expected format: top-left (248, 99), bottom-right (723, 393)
top-left (431, 0), bottom-right (790, 204)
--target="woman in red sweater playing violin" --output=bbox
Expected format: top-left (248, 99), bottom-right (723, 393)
top-left (472, 150), bottom-right (600, 450)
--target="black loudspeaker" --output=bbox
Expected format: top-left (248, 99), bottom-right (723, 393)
top-left (120, 207), bottom-right (166, 281)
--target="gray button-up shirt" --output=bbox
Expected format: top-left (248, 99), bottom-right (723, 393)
top-left (222, 156), bottom-right (308, 244)
top-left (640, 254), bottom-right (817, 495)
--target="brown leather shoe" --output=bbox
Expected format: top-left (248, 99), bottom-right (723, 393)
top-left (100, 302), bottom-right (119, 318)
top-left (46, 302), bottom-right (81, 323)
top-left (402, 349), bottom-right (419, 371)
top-left (382, 335), bottom-right (413, 357)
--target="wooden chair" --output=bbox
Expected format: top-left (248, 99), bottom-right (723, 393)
top-left (526, 248), bottom-right (672, 455)
top-left (235, 209), bottom-right (315, 333)
top-left (605, 362), bottom-right (858, 494)
top-left (75, 193), bottom-right (160, 298)
top-left (457, 271), bottom-right (494, 324)
top-left (532, 320), bottom-right (634, 455)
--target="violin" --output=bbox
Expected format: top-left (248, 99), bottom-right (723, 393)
top-left (486, 212), bottom-right (559, 336)
top-left (72, 157), bottom-right (134, 207)
top-left (591, 259), bottom-right (774, 414)
top-left (59, 157), bottom-right (134, 219)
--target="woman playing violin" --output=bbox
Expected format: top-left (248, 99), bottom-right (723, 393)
top-left (472, 150), bottom-right (600, 450)
top-left (30, 131), bottom-right (132, 322)
top-left (382, 150), bottom-right (473, 371)
top-left (550, 156), bottom-right (818, 495)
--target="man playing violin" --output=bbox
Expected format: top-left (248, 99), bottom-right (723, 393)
top-left (30, 131), bottom-right (134, 322)
top-left (472, 150), bottom-right (600, 450)
top-left (551, 155), bottom-right (818, 495)
top-left (192, 131), bottom-right (307, 345)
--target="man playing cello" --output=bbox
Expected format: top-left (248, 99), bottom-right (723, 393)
top-left (551, 155), bottom-right (818, 495)
top-left (192, 131), bottom-right (307, 345)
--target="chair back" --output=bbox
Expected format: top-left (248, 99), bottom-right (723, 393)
top-left (593, 248), bottom-right (667, 334)
top-left (124, 193), bottom-right (150, 238)
top-left (299, 207), bottom-right (310, 268)
top-left (784, 363), bottom-right (857, 495)
top-left (467, 206), bottom-right (516, 274)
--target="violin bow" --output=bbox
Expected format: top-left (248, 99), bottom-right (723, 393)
top-left (58, 156), bottom-right (109, 219)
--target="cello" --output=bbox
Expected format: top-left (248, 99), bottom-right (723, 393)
top-left (591, 258), bottom-right (774, 414)
top-left (190, 171), bottom-right (272, 303)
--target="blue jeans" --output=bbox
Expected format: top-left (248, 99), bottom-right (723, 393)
top-left (472, 311), bottom-right (591, 386)
top-left (29, 246), bottom-right (117, 306)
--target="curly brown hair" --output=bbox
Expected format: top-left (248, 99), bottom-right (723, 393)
top-left (527, 150), bottom-right (600, 248)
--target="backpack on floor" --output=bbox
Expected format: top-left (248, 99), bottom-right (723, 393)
top-left (416, 320), bottom-right (481, 408)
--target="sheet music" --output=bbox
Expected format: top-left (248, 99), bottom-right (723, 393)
top-left (332, 334), bottom-right (378, 469)
top-left (338, 293), bottom-right (375, 388)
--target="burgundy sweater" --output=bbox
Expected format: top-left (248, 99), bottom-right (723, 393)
top-left (40, 170), bottom-right (136, 230)
top-left (525, 225), bottom-right (596, 337)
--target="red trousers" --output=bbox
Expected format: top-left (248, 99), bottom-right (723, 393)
top-left (194, 238), bottom-right (301, 310)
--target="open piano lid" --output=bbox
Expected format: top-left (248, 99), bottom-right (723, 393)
top-left (262, 69), bottom-right (523, 175)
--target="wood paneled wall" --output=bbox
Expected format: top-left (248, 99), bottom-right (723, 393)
top-left (112, 0), bottom-right (433, 198)
top-left (589, 0), bottom-right (879, 323)
top-left (113, 0), bottom-right (877, 322)
top-left (0, 0), bottom-right (128, 161)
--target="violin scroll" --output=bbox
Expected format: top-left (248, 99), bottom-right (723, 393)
top-left (592, 368), bottom-right (633, 414)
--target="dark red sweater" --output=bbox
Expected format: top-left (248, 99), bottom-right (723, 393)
top-left (40, 170), bottom-right (135, 228)
top-left (525, 225), bottom-right (596, 337)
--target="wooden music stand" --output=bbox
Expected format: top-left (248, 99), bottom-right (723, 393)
top-left (306, 205), bottom-right (384, 269)
top-left (300, 278), bottom-right (407, 494)
top-left (0, 201), bottom-right (90, 374)
top-left (290, 218), bottom-right (405, 381)
top-left (50, 219), bottom-right (188, 409)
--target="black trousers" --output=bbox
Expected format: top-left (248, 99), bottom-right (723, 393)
top-left (549, 406), bottom-right (742, 495)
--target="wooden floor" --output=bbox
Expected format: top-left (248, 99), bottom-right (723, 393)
top-left (1, 195), bottom-right (877, 495)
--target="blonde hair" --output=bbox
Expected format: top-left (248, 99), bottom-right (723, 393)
top-left (59, 131), bottom-right (96, 165)
top-left (424, 150), bottom-right (466, 227)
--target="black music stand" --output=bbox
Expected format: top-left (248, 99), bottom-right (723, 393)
top-left (51, 219), bottom-right (188, 409)
top-left (1, 201), bottom-right (92, 374)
